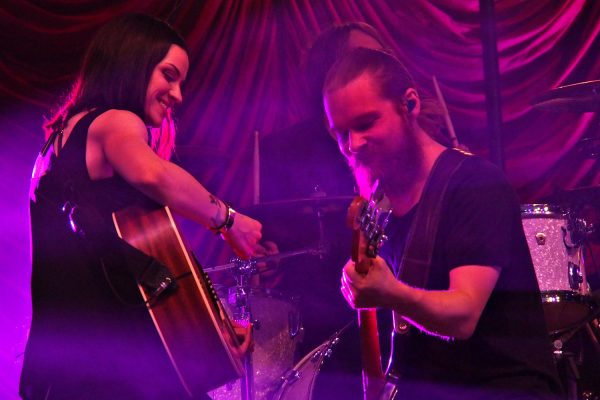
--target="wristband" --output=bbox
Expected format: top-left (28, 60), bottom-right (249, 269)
top-left (212, 203), bottom-right (236, 234)
top-left (223, 205), bottom-right (236, 232)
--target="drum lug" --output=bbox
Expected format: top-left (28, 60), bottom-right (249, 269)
top-left (311, 349), bottom-right (323, 362)
top-left (535, 232), bottom-right (547, 245)
top-left (288, 310), bottom-right (301, 338)
top-left (280, 369), bottom-right (301, 385)
top-left (252, 319), bottom-right (261, 331)
top-left (568, 262), bottom-right (583, 290)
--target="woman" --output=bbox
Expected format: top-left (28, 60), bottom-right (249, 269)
top-left (21, 14), bottom-right (261, 399)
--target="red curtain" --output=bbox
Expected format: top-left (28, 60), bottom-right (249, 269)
top-left (1, 2), bottom-right (599, 395)
top-left (3, 1), bottom-right (599, 201)
top-left (2, 0), bottom-right (600, 263)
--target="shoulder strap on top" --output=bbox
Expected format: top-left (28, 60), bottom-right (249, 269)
top-left (65, 108), bottom-right (109, 151)
top-left (38, 108), bottom-right (108, 157)
top-left (397, 148), bottom-right (472, 288)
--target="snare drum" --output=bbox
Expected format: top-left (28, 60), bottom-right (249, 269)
top-left (209, 286), bottom-right (303, 400)
top-left (521, 204), bottom-right (592, 332)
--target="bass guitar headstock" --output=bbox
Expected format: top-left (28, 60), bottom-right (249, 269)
top-left (347, 180), bottom-right (393, 273)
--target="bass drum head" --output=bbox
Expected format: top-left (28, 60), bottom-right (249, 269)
top-left (274, 321), bottom-right (363, 400)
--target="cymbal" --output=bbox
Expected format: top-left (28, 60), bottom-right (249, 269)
top-left (244, 195), bottom-right (354, 249)
top-left (532, 80), bottom-right (600, 112)
top-left (545, 186), bottom-right (600, 207)
top-left (576, 137), bottom-right (600, 159)
top-left (248, 195), bottom-right (355, 216)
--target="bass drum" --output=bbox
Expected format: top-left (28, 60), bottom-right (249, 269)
top-left (209, 286), bottom-right (303, 400)
top-left (521, 204), bottom-right (593, 333)
top-left (273, 321), bottom-right (362, 400)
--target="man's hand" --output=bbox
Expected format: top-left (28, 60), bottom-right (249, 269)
top-left (253, 241), bottom-right (282, 287)
top-left (340, 256), bottom-right (398, 309)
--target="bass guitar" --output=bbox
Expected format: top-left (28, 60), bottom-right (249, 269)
top-left (346, 181), bottom-right (392, 400)
top-left (112, 203), bottom-right (244, 397)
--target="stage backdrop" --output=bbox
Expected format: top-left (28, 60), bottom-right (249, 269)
top-left (1, 1), bottom-right (599, 398)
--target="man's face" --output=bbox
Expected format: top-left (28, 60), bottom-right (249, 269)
top-left (324, 72), bottom-right (420, 195)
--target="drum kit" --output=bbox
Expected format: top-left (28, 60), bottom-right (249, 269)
top-left (521, 200), bottom-right (600, 399)
top-left (528, 80), bottom-right (600, 399)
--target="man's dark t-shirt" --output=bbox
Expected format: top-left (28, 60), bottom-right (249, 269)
top-left (379, 154), bottom-right (562, 399)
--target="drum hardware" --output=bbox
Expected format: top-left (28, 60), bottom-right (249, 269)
top-left (226, 253), bottom-right (256, 400)
top-left (565, 213), bottom-right (591, 248)
top-left (569, 262), bottom-right (584, 291)
top-left (551, 303), bottom-right (600, 400)
top-left (288, 308), bottom-right (302, 339)
top-left (276, 333), bottom-right (341, 387)
top-left (535, 232), bottom-right (546, 245)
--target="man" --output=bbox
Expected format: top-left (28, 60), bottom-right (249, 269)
top-left (323, 47), bottom-right (562, 399)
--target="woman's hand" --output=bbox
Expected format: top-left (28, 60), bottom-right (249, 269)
top-left (221, 212), bottom-right (262, 259)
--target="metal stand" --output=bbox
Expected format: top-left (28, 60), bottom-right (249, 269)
top-left (226, 258), bottom-right (258, 400)
top-left (204, 246), bottom-right (325, 400)
top-left (553, 305), bottom-right (600, 400)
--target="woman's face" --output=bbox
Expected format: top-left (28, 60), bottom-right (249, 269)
top-left (144, 44), bottom-right (189, 127)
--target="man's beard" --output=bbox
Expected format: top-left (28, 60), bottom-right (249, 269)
top-left (348, 130), bottom-right (424, 198)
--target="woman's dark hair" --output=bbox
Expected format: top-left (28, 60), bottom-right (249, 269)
top-left (304, 22), bottom-right (389, 116)
top-left (45, 14), bottom-right (187, 143)
top-left (324, 47), bottom-right (445, 144)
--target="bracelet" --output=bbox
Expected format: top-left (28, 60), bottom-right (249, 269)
top-left (211, 203), bottom-right (236, 234)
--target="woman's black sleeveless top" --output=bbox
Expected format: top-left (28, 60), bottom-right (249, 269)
top-left (20, 109), bottom-right (192, 399)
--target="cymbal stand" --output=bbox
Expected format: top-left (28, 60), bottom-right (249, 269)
top-left (227, 257), bottom-right (257, 400)
top-left (553, 305), bottom-right (600, 400)
top-left (205, 247), bottom-right (326, 400)
top-left (316, 206), bottom-right (327, 262)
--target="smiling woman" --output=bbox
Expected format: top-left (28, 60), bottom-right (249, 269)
top-left (21, 13), bottom-right (262, 400)
top-left (144, 45), bottom-right (189, 128)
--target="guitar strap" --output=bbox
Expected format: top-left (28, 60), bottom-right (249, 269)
top-left (396, 148), bottom-right (472, 288)
top-left (388, 148), bottom-right (471, 378)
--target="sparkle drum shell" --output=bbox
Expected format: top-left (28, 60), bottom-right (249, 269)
top-left (209, 287), bottom-right (303, 400)
top-left (521, 204), bottom-right (592, 333)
